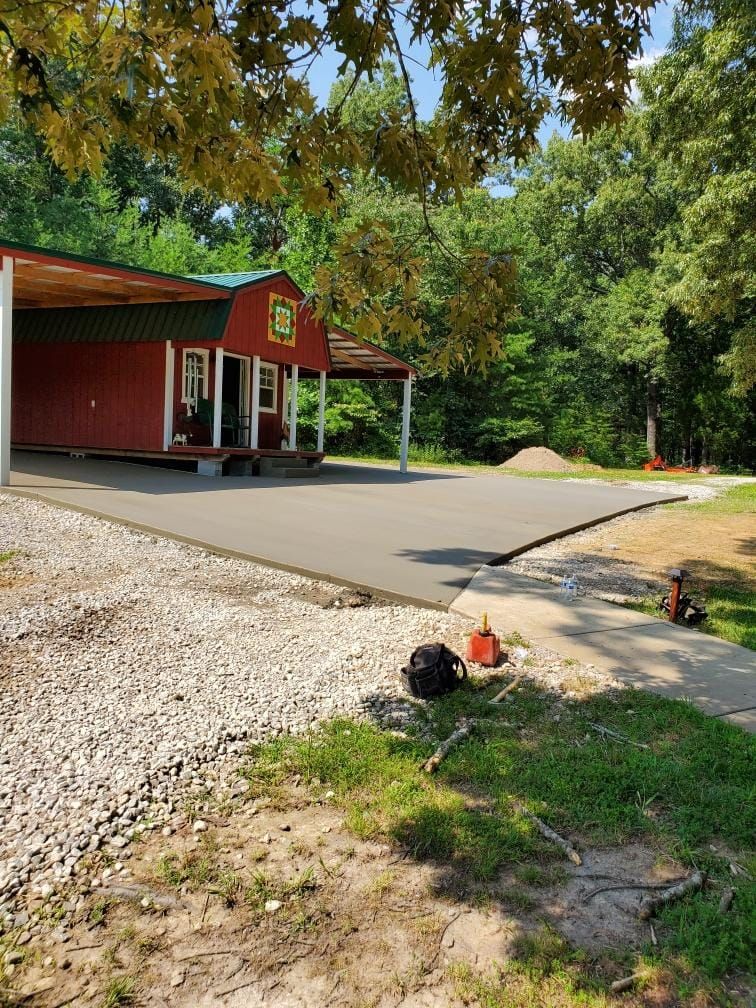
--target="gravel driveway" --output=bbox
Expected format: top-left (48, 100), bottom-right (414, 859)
top-left (0, 494), bottom-right (468, 913)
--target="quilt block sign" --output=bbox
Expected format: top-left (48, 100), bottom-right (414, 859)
top-left (268, 292), bottom-right (297, 347)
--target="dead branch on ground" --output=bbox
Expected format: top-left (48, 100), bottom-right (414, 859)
top-left (589, 723), bottom-right (650, 749)
top-left (422, 719), bottom-right (476, 773)
top-left (490, 675), bottom-right (525, 704)
top-left (638, 871), bottom-right (706, 919)
top-left (718, 887), bottom-right (735, 913)
top-left (514, 802), bottom-right (582, 865)
top-left (610, 973), bottom-right (644, 993)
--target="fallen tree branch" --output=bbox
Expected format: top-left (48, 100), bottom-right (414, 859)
top-left (589, 723), bottom-right (650, 749)
top-left (610, 973), bottom-right (644, 993)
top-left (584, 879), bottom-right (687, 902)
top-left (514, 803), bottom-right (581, 865)
top-left (638, 871), bottom-right (706, 920)
top-left (718, 887), bottom-right (735, 914)
top-left (489, 675), bottom-right (524, 704)
top-left (422, 719), bottom-right (476, 773)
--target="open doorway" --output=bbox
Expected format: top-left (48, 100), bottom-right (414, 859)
top-left (221, 354), bottom-right (250, 446)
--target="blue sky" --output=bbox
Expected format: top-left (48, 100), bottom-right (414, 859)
top-left (303, 1), bottom-right (676, 128)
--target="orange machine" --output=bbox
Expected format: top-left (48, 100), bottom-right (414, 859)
top-left (642, 455), bottom-right (697, 473)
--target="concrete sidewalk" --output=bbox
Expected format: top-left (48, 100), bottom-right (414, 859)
top-left (452, 567), bottom-right (756, 732)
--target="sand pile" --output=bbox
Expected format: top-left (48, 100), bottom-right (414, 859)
top-left (500, 446), bottom-right (576, 472)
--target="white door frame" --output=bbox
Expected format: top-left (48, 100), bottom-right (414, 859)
top-left (222, 351), bottom-right (251, 447)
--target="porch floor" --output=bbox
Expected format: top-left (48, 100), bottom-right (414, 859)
top-left (14, 443), bottom-right (324, 463)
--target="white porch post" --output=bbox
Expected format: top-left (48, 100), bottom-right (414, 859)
top-left (250, 354), bottom-right (260, 449)
top-left (316, 370), bottom-right (326, 453)
top-left (212, 347), bottom-right (224, 448)
top-left (289, 364), bottom-right (299, 450)
top-left (0, 256), bottom-right (14, 487)
top-left (399, 377), bottom-right (412, 474)
top-left (162, 340), bottom-right (175, 450)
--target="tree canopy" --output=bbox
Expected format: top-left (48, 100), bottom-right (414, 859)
top-left (0, 0), bottom-right (656, 365)
top-left (0, 0), bottom-right (752, 469)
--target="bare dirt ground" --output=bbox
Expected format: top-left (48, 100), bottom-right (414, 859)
top-left (7, 776), bottom-right (689, 1008)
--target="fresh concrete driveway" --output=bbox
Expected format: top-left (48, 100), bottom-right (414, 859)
top-left (8, 451), bottom-right (683, 607)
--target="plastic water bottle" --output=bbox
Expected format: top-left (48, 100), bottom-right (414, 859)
top-left (560, 575), bottom-right (578, 601)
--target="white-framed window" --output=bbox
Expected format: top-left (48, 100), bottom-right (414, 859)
top-left (182, 349), bottom-right (209, 406)
top-left (259, 362), bottom-right (278, 413)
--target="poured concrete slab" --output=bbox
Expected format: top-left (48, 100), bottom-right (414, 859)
top-left (7, 451), bottom-right (682, 607)
top-left (452, 567), bottom-right (756, 730)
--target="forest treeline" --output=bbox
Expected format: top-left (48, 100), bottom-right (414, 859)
top-left (1, 0), bottom-right (753, 469)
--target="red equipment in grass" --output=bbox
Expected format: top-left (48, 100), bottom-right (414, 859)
top-left (642, 455), bottom-right (697, 474)
top-left (466, 612), bottom-right (501, 666)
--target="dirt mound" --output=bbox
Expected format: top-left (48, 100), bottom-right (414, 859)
top-left (500, 446), bottom-right (576, 472)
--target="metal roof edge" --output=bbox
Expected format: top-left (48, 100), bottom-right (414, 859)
top-left (0, 237), bottom-right (233, 295)
top-left (188, 269), bottom-right (289, 291)
top-left (329, 324), bottom-right (418, 376)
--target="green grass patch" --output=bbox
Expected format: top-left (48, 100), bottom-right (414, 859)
top-left (242, 684), bottom-right (755, 984)
top-left (100, 976), bottom-right (136, 1008)
top-left (679, 481), bottom-right (756, 516)
top-left (629, 585), bottom-right (756, 650)
top-left (155, 840), bottom-right (220, 890)
top-left (329, 451), bottom-right (725, 484)
top-left (0, 550), bottom-right (17, 565)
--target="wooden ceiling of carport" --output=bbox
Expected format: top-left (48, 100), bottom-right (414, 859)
top-left (8, 255), bottom-right (228, 309)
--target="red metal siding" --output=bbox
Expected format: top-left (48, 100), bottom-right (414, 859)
top-left (223, 276), bottom-right (330, 371)
top-left (12, 341), bottom-right (165, 451)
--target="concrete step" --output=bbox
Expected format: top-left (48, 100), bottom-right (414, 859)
top-left (280, 466), bottom-right (320, 478)
top-left (259, 457), bottom-right (313, 475)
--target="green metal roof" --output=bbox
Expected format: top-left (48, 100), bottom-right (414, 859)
top-left (13, 298), bottom-right (231, 344)
top-left (188, 270), bottom-right (284, 289)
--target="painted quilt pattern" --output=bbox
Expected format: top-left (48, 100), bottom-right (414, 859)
top-left (268, 292), bottom-right (297, 347)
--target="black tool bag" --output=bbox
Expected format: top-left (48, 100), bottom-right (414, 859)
top-left (401, 643), bottom-right (467, 700)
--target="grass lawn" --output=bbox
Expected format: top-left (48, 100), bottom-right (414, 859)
top-left (627, 484), bottom-right (756, 650)
top-left (243, 675), bottom-right (755, 1003)
top-left (329, 451), bottom-right (732, 484)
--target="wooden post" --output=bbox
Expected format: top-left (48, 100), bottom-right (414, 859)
top-left (212, 347), bottom-right (224, 448)
top-left (162, 341), bottom-right (175, 450)
top-left (289, 363), bottom-right (299, 450)
top-left (399, 377), bottom-right (412, 474)
top-left (317, 370), bottom-right (326, 453)
top-left (250, 354), bottom-right (260, 449)
top-left (0, 256), bottom-right (13, 487)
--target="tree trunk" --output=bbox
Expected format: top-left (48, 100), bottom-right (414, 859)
top-left (646, 378), bottom-right (659, 457)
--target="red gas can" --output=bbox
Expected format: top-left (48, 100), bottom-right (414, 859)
top-left (466, 612), bottom-right (501, 667)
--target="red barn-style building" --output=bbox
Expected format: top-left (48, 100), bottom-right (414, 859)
top-left (0, 241), bottom-right (415, 483)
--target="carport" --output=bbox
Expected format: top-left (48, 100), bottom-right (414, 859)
top-left (0, 244), bottom-right (230, 485)
top-left (296, 324), bottom-right (417, 468)
top-left (0, 244), bottom-right (417, 484)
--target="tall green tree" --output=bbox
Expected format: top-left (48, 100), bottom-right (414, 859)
top-left (639, 0), bottom-right (756, 392)
top-left (0, 0), bottom-right (656, 367)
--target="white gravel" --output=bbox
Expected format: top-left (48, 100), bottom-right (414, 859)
top-left (0, 490), bottom-right (625, 924)
top-left (509, 476), bottom-right (755, 601)
top-left (0, 493), bottom-right (471, 914)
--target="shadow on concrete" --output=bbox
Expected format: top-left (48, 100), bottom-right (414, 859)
top-left (9, 452), bottom-right (463, 495)
top-left (452, 567), bottom-right (756, 725)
